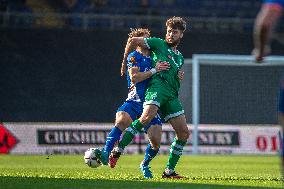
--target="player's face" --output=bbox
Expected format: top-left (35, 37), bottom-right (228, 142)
top-left (166, 27), bottom-right (183, 47)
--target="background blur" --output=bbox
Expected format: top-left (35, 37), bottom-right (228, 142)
top-left (1, 0), bottom-right (284, 155)
top-left (0, 0), bottom-right (284, 123)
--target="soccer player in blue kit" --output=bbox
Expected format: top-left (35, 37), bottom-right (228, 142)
top-left (278, 77), bottom-right (284, 177)
top-left (91, 28), bottom-right (170, 178)
top-left (252, 0), bottom-right (284, 177)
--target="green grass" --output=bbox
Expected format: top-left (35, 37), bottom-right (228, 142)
top-left (0, 154), bottom-right (283, 189)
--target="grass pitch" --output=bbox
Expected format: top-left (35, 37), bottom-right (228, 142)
top-left (0, 154), bottom-right (283, 189)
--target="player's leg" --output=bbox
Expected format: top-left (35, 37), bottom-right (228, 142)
top-left (110, 82), bottom-right (165, 167)
top-left (163, 115), bottom-right (188, 178)
top-left (252, 2), bottom-right (284, 62)
top-left (117, 104), bottom-right (159, 150)
top-left (161, 99), bottom-right (189, 179)
top-left (117, 84), bottom-right (165, 150)
top-left (98, 102), bottom-right (136, 165)
top-left (140, 117), bottom-right (162, 179)
top-left (104, 111), bottom-right (133, 153)
top-left (109, 105), bottom-right (159, 168)
top-left (100, 111), bottom-right (132, 164)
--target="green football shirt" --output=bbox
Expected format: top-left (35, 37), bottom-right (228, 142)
top-left (144, 37), bottom-right (184, 92)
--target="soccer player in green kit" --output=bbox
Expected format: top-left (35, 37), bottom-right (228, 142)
top-left (111, 16), bottom-right (189, 179)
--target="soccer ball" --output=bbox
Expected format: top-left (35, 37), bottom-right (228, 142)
top-left (84, 148), bottom-right (102, 168)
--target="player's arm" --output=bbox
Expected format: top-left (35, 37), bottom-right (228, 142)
top-left (253, 4), bottom-right (283, 62)
top-left (121, 37), bottom-right (148, 76)
top-left (129, 61), bottom-right (170, 83)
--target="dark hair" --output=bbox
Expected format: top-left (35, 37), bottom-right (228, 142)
top-left (128, 28), bottom-right (151, 38)
top-left (166, 16), bottom-right (186, 32)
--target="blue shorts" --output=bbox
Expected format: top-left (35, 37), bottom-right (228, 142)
top-left (117, 101), bottom-right (162, 133)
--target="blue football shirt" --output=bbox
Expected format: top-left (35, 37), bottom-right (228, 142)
top-left (125, 50), bottom-right (152, 103)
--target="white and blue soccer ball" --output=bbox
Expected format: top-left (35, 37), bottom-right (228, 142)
top-left (84, 148), bottom-right (102, 168)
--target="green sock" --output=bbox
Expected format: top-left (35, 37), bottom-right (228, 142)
top-left (166, 138), bottom-right (186, 171)
top-left (118, 119), bottom-right (144, 150)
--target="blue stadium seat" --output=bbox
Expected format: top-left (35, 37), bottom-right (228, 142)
top-left (6, 0), bottom-right (281, 31)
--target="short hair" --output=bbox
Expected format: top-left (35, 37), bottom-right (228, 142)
top-left (128, 28), bottom-right (151, 38)
top-left (166, 16), bottom-right (186, 32)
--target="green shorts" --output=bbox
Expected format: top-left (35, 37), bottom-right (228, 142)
top-left (144, 78), bottom-right (184, 122)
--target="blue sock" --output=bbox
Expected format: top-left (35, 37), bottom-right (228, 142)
top-left (103, 126), bottom-right (122, 154)
top-left (142, 144), bottom-right (159, 167)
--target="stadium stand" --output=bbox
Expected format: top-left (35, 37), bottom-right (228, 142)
top-left (0, 0), bottom-right (284, 122)
top-left (0, 0), bottom-right (268, 32)
top-left (1, 0), bottom-right (33, 28)
top-left (26, 0), bottom-right (65, 28)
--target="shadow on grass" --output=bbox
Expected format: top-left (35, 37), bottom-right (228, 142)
top-left (1, 176), bottom-right (282, 189)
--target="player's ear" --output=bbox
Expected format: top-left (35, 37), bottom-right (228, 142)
top-left (180, 32), bottom-right (183, 39)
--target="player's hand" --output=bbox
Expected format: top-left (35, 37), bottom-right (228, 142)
top-left (178, 70), bottom-right (184, 81)
top-left (130, 66), bottom-right (139, 73)
top-left (121, 62), bottom-right (127, 76)
top-left (156, 61), bottom-right (170, 72)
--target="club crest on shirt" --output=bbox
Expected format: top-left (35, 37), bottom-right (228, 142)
top-left (168, 54), bottom-right (172, 59)
top-left (130, 56), bottom-right (136, 63)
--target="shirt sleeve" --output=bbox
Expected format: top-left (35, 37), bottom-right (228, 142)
top-left (144, 37), bottom-right (164, 50)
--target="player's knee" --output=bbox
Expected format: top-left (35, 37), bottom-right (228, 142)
top-left (149, 138), bottom-right (160, 150)
top-left (116, 119), bottom-right (128, 130)
top-left (140, 117), bottom-right (150, 125)
top-left (140, 114), bottom-right (154, 125)
top-left (184, 130), bottom-right (190, 140)
top-left (140, 106), bottom-right (157, 125)
top-left (115, 113), bottom-right (132, 130)
top-left (176, 127), bottom-right (189, 141)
